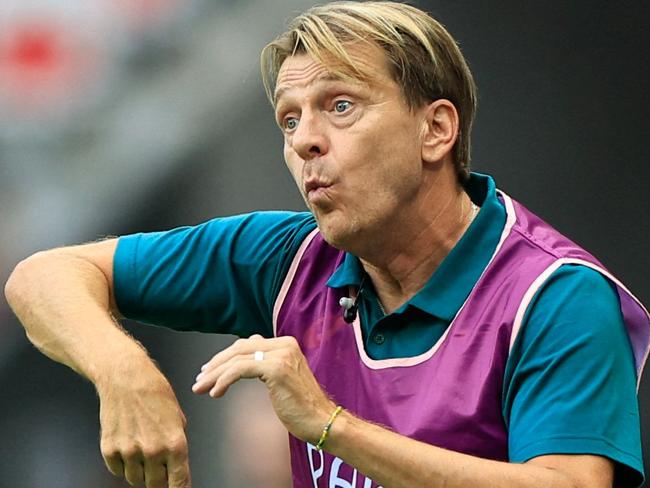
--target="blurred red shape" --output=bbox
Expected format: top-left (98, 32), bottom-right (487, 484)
top-left (4, 27), bottom-right (61, 71)
top-left (0, 20), bottom-right (97, 114)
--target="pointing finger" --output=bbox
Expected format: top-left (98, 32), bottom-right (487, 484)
top-left (199, 339), bottom-right (253, 374)
top-left (193, 345), bottom-right (276, 395)
top-left (199, 335), bottom-right (286, 373)
top-left (207, 358), bottom-right (266, 398)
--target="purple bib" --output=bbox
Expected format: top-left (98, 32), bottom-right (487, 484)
top-left (272, 192), bottom-right (650, 488)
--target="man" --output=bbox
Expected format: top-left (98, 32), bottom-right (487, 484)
top-left (4, 2), bottom-right (649, 487)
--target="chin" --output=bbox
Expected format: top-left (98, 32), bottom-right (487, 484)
top-left (314, 211), bottom-right (359, 251)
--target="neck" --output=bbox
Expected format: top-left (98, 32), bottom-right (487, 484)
top-left (357, 167), bottom-right (476, 313)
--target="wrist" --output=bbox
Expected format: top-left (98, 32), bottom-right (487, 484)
top-left (315, 405), bottom-right (344, 450)
top-left (92, 343), bottom-right (156, 395)
top-left (310, 404), bottom-right (356, 454)
top-left (320, 408), bottom-right (370, 459)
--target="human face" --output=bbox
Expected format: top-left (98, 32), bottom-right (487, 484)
top-left (274, 45), bottom-right (428, 250)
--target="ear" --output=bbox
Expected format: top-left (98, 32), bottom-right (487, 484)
top-left (420, 99), bottom-right (459, 164)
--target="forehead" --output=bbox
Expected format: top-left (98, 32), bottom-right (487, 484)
top-left (274, 43), bottom-right (393, 104)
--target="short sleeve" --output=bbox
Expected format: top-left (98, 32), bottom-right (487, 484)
top-left (113, 211), bottom-right (316, 337)
top-left (503, 264), bottom-right (644, 487)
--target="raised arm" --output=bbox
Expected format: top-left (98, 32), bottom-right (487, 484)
top-left (4, 241), bottom-right (191, 488)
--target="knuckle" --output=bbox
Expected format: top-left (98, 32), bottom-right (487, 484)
top-left (274, 348), bottom-right (288, 361)
top-left (283, 335), bottom-right (299, 348)
top-left (281, 358), bottom-right (294, 374)
top-left (101, 443), bottom-right (119, 459)
top-left (141, 444), bottom-right (164, 459)
top-left (121, 445), bottom-right (141, 461)
top-left (167, 435), bottom-right (188, 456)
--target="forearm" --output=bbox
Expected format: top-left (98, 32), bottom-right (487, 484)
top-left (5, 243), bottom-right (193, 487)
top-left (326, 411), bottom-right (579, 488)
top-left (4, 249), bottom-right (150, 386)
top-left (194, 335), bottom-right (611, 487)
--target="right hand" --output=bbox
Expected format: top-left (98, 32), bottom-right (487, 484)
top-left (97, 367), bottom-right (191, 488)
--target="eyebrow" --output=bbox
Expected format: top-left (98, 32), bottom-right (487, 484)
top-left (273, 73), bottom-right (350, 106)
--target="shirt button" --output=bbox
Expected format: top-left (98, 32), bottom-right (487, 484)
top-left (373, 333), bottom-right (385, 345)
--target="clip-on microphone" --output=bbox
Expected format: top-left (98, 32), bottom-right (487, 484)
top-left (339, 275), bottom-right (366, 323)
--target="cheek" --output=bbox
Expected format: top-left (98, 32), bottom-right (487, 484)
top-left (364, 133), bottom-right (422, 198)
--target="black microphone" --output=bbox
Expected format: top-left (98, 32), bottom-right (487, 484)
top-left (339, 296), bottom-right (358, 323)
top-left (339, 276), bottom-right (366, 323)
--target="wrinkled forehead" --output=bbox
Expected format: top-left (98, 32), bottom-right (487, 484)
top-left (273, 42), bottom-right (392, 104)
top-left (274, 57), bottom-right (351, 103)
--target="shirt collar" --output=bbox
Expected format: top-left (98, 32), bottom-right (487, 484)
top-left (326, 173), bottom-right (506, 321)
top-left (327, 250), bottom-right (365, 288)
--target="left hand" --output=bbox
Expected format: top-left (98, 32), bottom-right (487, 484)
top-left (192, 334), bottom-right (335, 443)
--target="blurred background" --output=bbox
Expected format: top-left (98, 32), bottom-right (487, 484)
top-left (0, 0), bottom-right (647, 486)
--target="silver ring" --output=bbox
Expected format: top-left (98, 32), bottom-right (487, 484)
top-left (254, 350), bottom-right (264, 361)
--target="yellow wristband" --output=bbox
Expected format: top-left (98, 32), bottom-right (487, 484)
top-left (316, 405), bottom-right (343, 451)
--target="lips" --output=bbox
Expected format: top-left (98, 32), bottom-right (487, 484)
top-left (304, 179), bottom-right (332, 197)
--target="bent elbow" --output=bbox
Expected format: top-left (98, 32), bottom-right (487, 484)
top-left (4, 250), bottom-right (57, 312)
top-left (6, 254), bottom-right (37, 309)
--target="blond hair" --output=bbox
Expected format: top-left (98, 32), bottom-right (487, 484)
top-left (261, 1), bottom-right (478, 181)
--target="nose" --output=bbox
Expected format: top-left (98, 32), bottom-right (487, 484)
top-left (290, 111), bottom-right (329, 161)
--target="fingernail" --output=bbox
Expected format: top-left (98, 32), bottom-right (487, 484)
top-left (195, 372), bottom-right (203, 381)
top-left (201, 364), bottom-right (207, 371)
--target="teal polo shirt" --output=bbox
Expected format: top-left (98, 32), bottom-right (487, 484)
top-left (326, 174), bottom-right (505, 359)
top-left (114, 173), bottom-right (643, 486)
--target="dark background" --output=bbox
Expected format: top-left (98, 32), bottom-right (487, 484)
top-left (0, 1), bottom-right (647, 486)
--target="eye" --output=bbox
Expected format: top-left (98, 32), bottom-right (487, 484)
top-left (334, 100), bottom-right (352, 113)
top-left (283, 117), bottom-right (299, 132)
